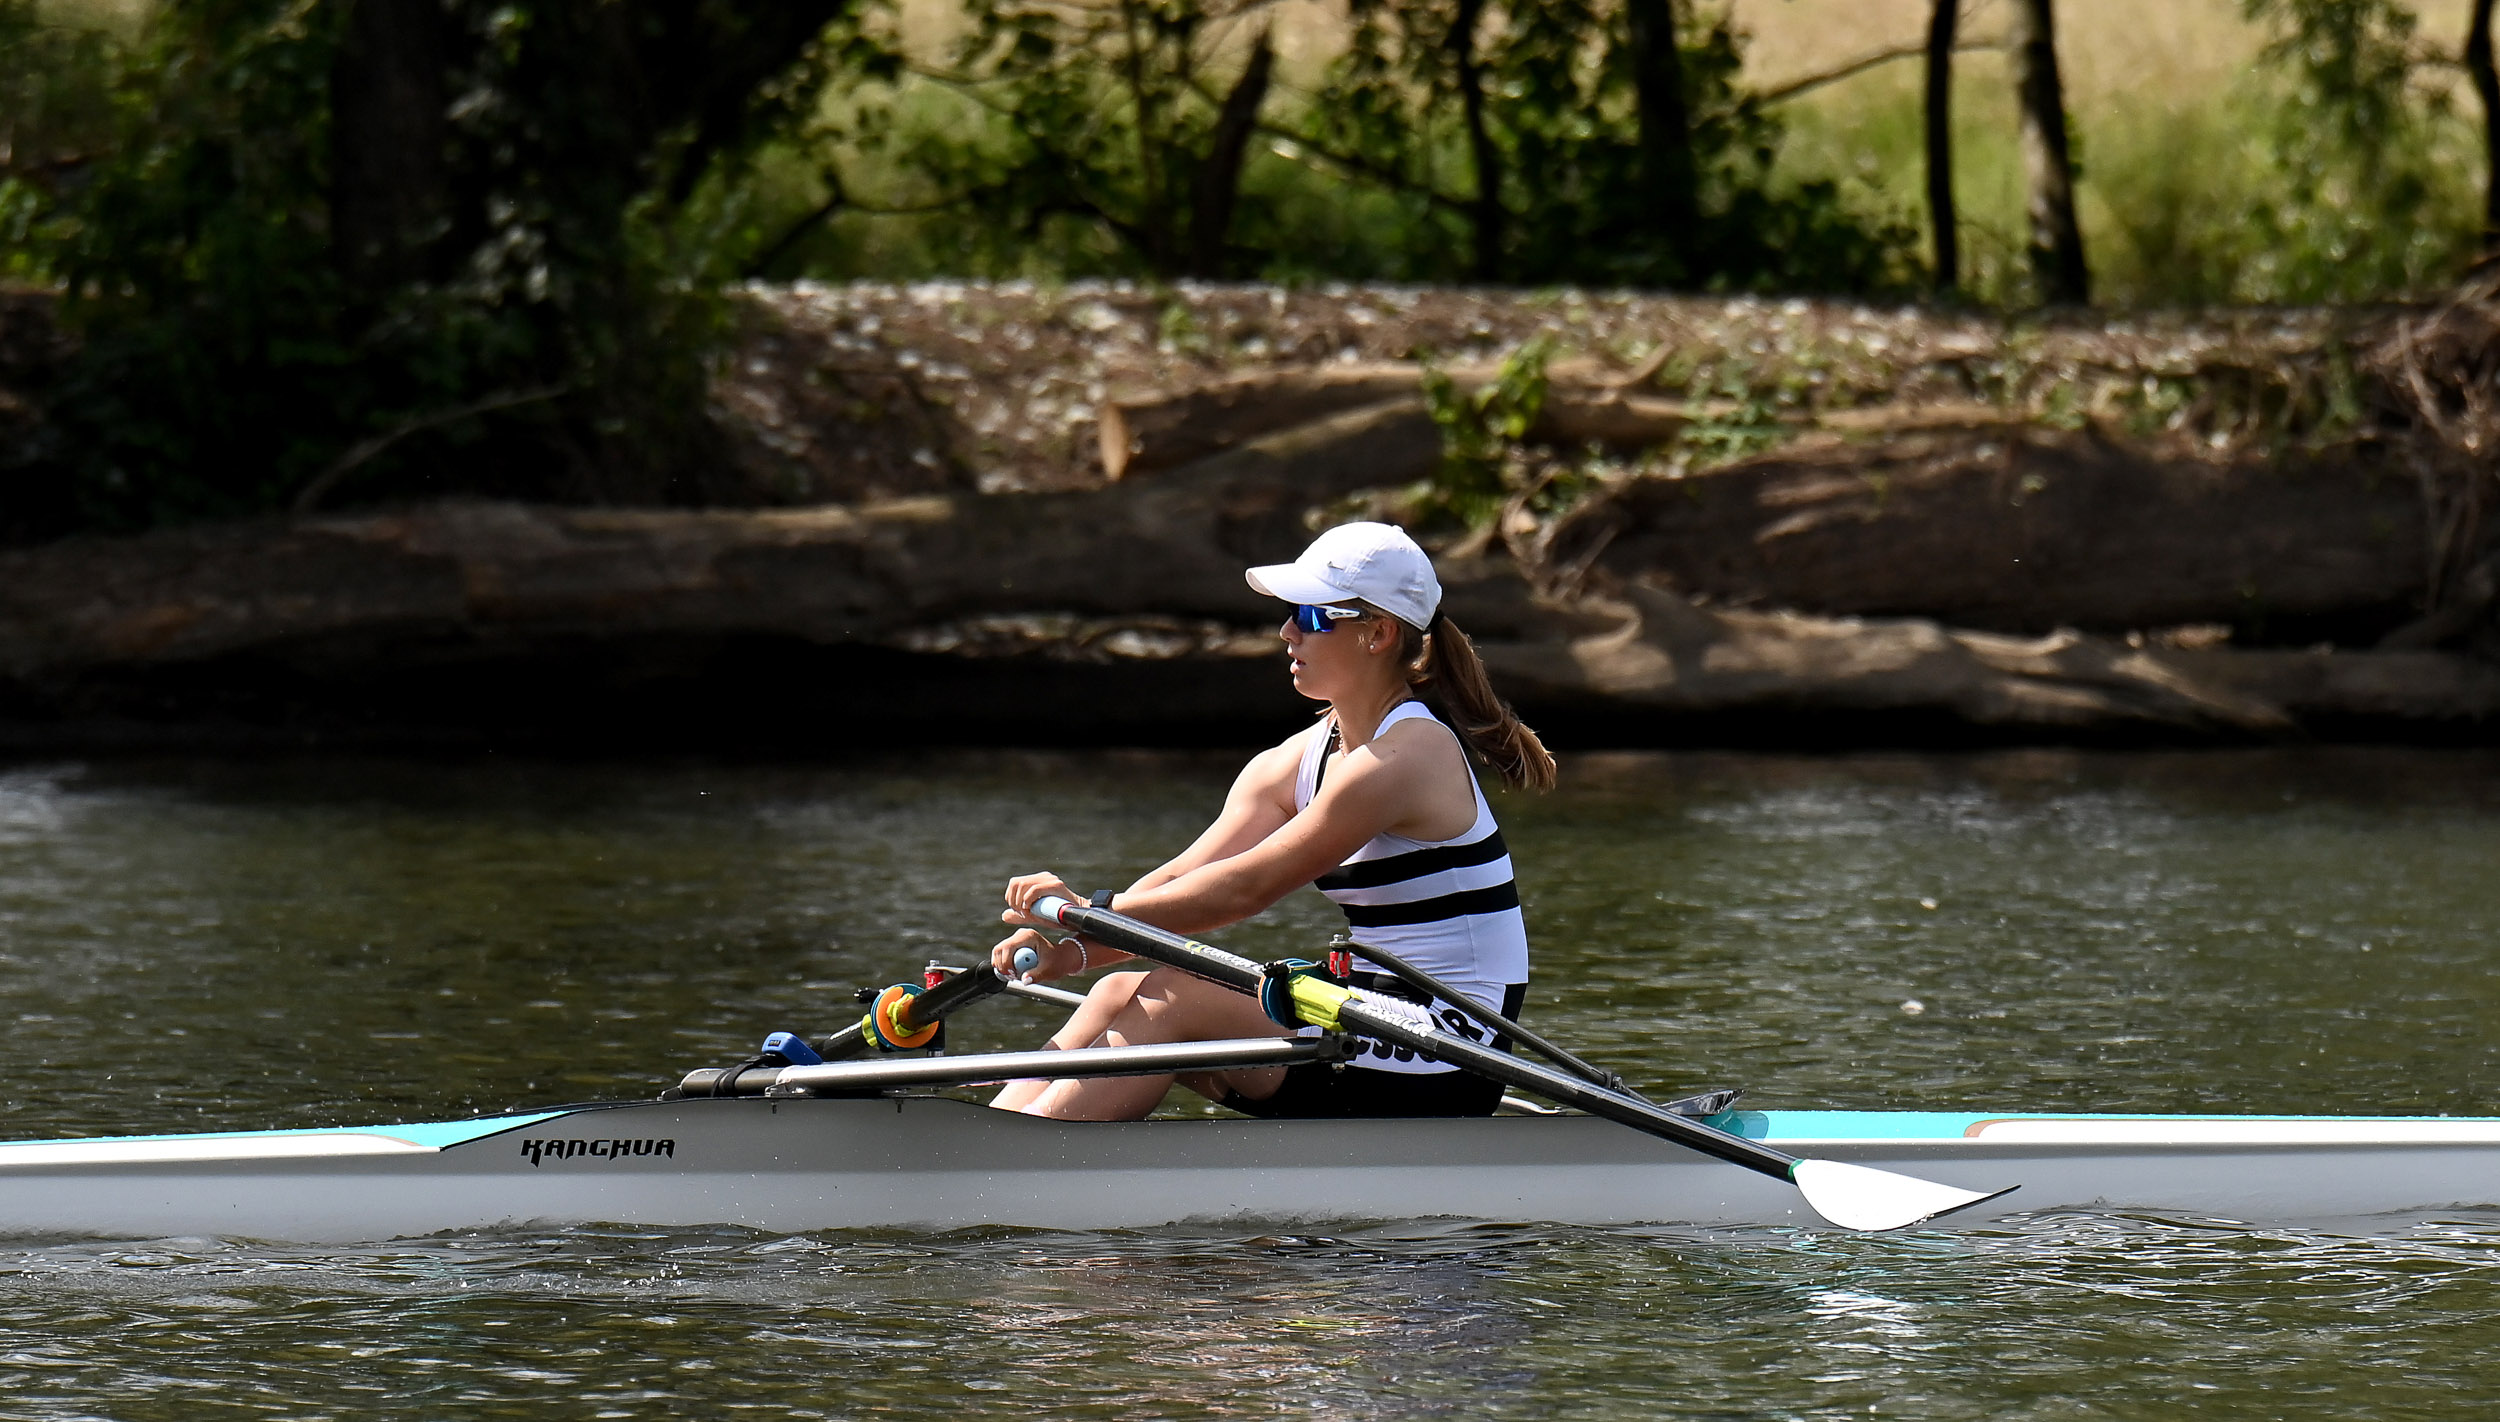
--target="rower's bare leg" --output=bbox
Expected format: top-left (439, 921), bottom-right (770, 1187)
top-left (991, 965), bottom-right (1286, 1120)
top-left (989, 971), bottom-right (1148, 1113)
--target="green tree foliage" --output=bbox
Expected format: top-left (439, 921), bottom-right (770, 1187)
top-left (0, 0), bottom-right (118, 281)
top-left (893, 0), bottom-right (1278, 278)
top-left (2239, 0), bottom-right (2479, 300)
top-left (1419, 335), bottom-right (1553, 530)
top-left (1316, 0), bottom-right (1913, 290)
top-left (855, 0), bottom-right (1912, 291)
top-left (12, 0), bottom-right (883, 535)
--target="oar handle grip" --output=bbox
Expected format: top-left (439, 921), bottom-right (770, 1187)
top-left (1031, 894), bottom-right (1077, 926)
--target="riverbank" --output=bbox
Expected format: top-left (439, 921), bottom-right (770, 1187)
top-left (7, 497), bottom-right (2496, 753)
top-left (4, 280), bottom-right (2494, 751)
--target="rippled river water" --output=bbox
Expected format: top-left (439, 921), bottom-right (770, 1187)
top-left (0, 748), bottom-right (2496, 1418)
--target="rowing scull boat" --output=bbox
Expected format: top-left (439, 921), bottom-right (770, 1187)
top-left (0, 1098), bottom-right (2488, 1242)
top-left (0, 902), bottom-right (2475, 1242)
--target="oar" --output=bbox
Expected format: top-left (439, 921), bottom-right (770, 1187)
top-left (1030, 896), bottom-right (2017, 1232)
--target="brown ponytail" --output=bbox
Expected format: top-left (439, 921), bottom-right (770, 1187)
top-left (1393, 612), bottom-right (1557, 792)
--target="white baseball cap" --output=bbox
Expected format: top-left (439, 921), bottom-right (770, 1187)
top-left (1245, 522), bottom-right (1441, 631)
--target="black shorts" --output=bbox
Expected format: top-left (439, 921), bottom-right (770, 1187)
top-left (1218, 1061), bottom-right (1506, 1119)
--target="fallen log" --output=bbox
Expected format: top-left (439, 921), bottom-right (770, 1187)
top-left (1101, 361), bottom-right (2029, 481)
top-left (1100, 358), bottom-right (1682, 478)
top-left (1537, 393), bottom-right (2027, 451)
top-left (2, 476), bottom-right (2495, 750)
top-left (1543, 426), bottom-right (2441, 644)
top-left (1474, 583), bottom-right (2500, 742)
top-left (1479, 584), bottom-right (2290, 736)
top-left (1099, 364), bottom-right (1446, 480)
top-left (1531, 390), bottom-right (1693, 451)
top-left (0, 396), bottom-right (1444, 690)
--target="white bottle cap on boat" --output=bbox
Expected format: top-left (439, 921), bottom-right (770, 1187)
top-left (1246, 522), bottom-right (1441, 631)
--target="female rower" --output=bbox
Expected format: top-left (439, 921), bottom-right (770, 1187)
top-left (989, 521), bottom-right (1555, 1120)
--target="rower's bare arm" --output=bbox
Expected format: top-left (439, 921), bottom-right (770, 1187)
top-left (993, 735), bottom-right (1306, 976)
top-left (1124, 736), bottom-right (1306, 893)
top-left (1102, 735), bottom-right (1426, 933)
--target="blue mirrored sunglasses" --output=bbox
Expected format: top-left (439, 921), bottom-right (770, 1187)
top-left (1292, 603), bottom-right (1367, 634)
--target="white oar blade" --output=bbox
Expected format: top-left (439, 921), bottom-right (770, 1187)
top-left (1791, 1159), bottom-right (2018, 1232)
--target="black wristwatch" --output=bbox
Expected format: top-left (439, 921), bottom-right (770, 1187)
top-left (1089, 888), bottom-right (1116, 909)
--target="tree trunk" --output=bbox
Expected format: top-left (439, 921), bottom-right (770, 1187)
top-left (1925, 0), bottom-right (1960, 294)
top-left (2007, 0), bottom-right (2088, 303)
top-left (1451, 0), bottom-right (1503, 281)
top-left (2469, 0), bottom-right (2500, 248)
top-left (1115, 0), bottom-right (1173, 273)
top-left (1625, 0), bottom-right (1699, 252)
top-left (328, 0), bottom-right (451, 290)
top-left (1185, 30), bottom-right (1274, 278)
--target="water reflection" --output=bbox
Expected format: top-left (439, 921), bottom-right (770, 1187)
top-left (0, 1210), bottom-right (2488, 1418)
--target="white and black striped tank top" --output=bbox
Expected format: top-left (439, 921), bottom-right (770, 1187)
top-left (1294, 701), bottom-right (1529, 1075)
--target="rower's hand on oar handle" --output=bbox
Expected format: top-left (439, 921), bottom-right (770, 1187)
top-left (1001, 871), bottom-right (1081, 928)
top-left (992, 927), bottom-right (1087, 984)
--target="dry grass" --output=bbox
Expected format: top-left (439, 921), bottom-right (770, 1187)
top-left (895, 0), bottom-right (1349, 81)
top-left (31, 0), bottom-right (146, 35)
top-left (1737, 0), bottom-right (2478, 98)
top-left (1748, 0), bottom-right (2487, 305)
top-left (1734, 0), bottom-right (2270, 102)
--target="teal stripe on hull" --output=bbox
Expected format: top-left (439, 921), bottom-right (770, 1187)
top-left (0, 1111), bottom-right (572, 1153)
top-left (377, 1112), bottom-right (573, 1148)
top-left (1715, 1111), bottom-right (1999, 1140)
top-left (1724, 1110), bottom-right (2500, 1141)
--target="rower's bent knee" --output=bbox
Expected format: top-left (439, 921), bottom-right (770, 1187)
top-left (1084, 969), bottom-right (1149, 1011)
top-left (1132, 964), bottom-right (1206, 1001)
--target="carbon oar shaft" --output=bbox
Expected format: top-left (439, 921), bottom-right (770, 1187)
top-left (1037, 897), bottom-right (1804, 1181)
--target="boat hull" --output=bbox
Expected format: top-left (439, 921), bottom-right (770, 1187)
top-left (0, 1098), bottom-right (2493, 1241)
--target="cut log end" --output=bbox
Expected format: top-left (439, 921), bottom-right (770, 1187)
top-left (1099, 404), bottom-right (1136, 482)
